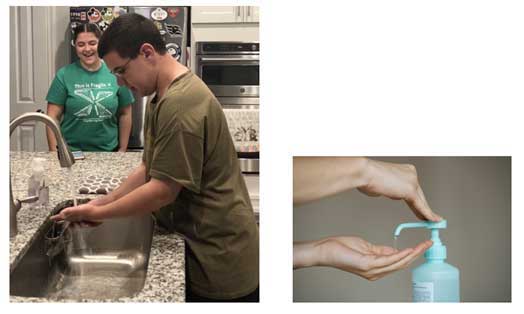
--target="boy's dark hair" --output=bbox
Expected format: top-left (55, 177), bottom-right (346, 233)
top-left (98, 13), bottom-right (167, 59)
top-left (73, 23), bottom-right (102, 43)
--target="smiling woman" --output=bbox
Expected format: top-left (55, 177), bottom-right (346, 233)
top-left (74, 24), bottom-right (102, 71)
top-left (45, 24), bottom-right (135, 152)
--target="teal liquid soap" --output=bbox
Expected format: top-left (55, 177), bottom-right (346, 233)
top-left (394, 220), bottom-right (460, 302)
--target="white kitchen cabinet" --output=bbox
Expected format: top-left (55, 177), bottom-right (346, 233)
top-left (192, 6), bottom-right (259, 24)
top-left (243, 6), bottom-right (259, 23)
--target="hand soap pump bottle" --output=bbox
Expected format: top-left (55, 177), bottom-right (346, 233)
top-left (27, 157), bottom-right (49, 207)
top-left (394, 220), bottom-right (460, 302)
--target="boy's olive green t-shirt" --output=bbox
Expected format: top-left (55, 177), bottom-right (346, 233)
top-left (143, 71), bottom-right (259, 299)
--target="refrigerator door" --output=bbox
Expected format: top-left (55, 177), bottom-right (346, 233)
top-left (128, 7), bottom-right (188, 65)
top-left (69, 6), bottom-right (128, 62)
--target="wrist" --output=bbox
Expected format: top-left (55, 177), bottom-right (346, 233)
top-left (315, 237), bottom-right (336, 267)
top-left (352, 157), bottom-right (373, 189)
top-left (87, 204), bottom-right (102, 220)
top-left (106, 193), bottom-right (117, 204)
top-left (92, 193), bottom-right (116, 206)
top-left (91, 203), bottom-right (109, 220)
top-left (294, 240), bottom-right (323, 269)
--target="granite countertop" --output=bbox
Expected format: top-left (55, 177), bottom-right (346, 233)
top-left (9, 152), bottom-right (185, 302)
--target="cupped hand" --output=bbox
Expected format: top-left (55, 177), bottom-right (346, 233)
top-left (319, 236), bottom-right (432, 281)
top-left (50, 203), bottom-right (102, 226)
top-left (359, 159), bottom-right (443, 222)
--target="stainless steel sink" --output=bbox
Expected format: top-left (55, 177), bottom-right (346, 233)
top-left (10, 199), bottom-right (154, 300)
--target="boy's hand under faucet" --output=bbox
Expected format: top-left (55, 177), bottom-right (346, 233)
top-left (50, 203), bottom-right (102, 227)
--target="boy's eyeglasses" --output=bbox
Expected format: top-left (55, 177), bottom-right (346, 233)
top-left (111, 58), bottom-right (133, 77)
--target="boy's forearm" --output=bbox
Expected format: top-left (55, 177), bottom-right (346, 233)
top-left (108, 162), bottom-right (147, 201)
top-left (95, 178), bottom-right (181, 219)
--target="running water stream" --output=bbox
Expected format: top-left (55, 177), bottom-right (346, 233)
top-left (66, 167), bottom-right (78, 207)
top-left (64, 167), bottom-right (90, 265)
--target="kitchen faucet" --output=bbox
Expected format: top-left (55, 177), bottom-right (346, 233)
top-left (9, 112), bottom-right (75, 238)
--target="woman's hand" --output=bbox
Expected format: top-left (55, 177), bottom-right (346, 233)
top-left (293, 157), bottom-right (442, 222)
top-left (359, 159), bottom-right (443, 222)
top-left (294, 236), bottom-right (432, 281)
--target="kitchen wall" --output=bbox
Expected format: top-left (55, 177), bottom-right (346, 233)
top-left (293, 157), bottom-right (511, 302)
top-left (10, 6), bottom-right (70, 151)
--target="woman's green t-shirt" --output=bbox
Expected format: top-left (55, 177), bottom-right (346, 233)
top-left (46, 61), bottom-right (134, 151)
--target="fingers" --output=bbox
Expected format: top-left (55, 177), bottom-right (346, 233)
top-left (49, 207), bottom-right (82, 222)
top-left (49, 215), bottom-right (60, 221)
top-left (357, 187), bottom-right (380, 197)
top-left (365, 240), bottom-right (433, 280)
top-left (405, 186), bottom-right (443, 222)
top-left (367, 247), bottom-right (414, 269)
top-left (50, 210), bottom-right (102, 228)
top-left (417, 188), bottom-right (443, 221)
top-left (335, 237), bottom-right (397, 256)
top-left (370, 244), bottom-right (398, 255)
top-left (50, 212), bottom-right (65, 222)
top-left (323, 237), bottom-right (432, 281)
top-left (337, 236), bottom-right (374, 255)
top-left (50, 209), bottom-right (72, 222)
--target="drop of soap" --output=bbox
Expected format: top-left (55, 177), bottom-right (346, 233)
top-left (394, 236), bottom-right (398, 250)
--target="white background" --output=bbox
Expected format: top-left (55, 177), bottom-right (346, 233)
top-left (2, 0), bottom-right (523, 313)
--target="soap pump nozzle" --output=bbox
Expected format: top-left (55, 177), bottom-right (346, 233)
top-left (394, 220), bottom-right (448, 260)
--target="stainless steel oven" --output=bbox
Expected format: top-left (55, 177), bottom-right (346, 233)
top-left (196, 42), bottom-right (259, 98)
top-left (196, 42), bottom-right (259, 174)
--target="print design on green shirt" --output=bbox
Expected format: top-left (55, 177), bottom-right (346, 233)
top-left (72, 82), bottom-right (115, 123)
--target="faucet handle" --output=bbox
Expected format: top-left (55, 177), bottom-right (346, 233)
top-left (14, 195), bottom-right (39, 209)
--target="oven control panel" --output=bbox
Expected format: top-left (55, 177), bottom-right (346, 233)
top-left (198, 42), bottom-right (259, 54)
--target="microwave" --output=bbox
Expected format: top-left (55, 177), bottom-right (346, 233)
top-left (195, 42), bottom-right (259, 100)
